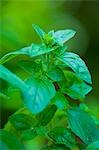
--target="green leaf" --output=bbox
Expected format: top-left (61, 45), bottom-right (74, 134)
top-left (86, 140), bottom-right (99, 150)
top-left (0, 129), bottom-right (24, 150)
top-left (0, 65), bottom-right (56, 114)
top-left (32, 24), bottom-right (46, 40)
top-left (52, 92), bottom-right (69, 110)
top-left (67, 108), bottom-right (99, 145)
top-left (59, 70), bottom-right (92, 100)
top-left (23, 77), bottom-right (56, 114)
top-left (29, 43), bottom-right (54, 57)
top-left (9, 114), bottom-right (35, 130)
top-left (0, 44), bottom-right (55, 64)
top-left (18, 60), bottom-right (41, 74)
top-left (0, 46), bottom-right (30, 64)
top-left (36, 105), bottom-right (57, 126)
top-left (57, 52), bottom-right (92, 84)
top-left (21, 128), bottom-right (37, 141)
top-left (47, 67), bottom-right (65, 82)
top-left (36, 126), bottom-right (46, 136)
top-left (54, 29), bottom-right (76, 46)
top-left (48, 127), bottom-right (76, 149)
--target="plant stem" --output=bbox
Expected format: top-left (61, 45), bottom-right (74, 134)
top-left (0, 64), bottom-right (27, 92)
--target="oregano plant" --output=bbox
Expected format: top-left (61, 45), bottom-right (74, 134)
top-left (0, 24), bottom-right (99, 150)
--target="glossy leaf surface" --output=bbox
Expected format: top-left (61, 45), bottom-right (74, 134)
top-left (52, 92), bottom-right (69, 110)
top-left (23, 77), bottom-right (56, 114)
top-left (67, 108), bottom-right (99, 145)
top-left (58, 52), bottom-right (92, 84)
top-left (48, 127), bottom-right (76, 149)
top-left (54, 29), bottom-right (76, 46)
top-left (59, 71), bottom-right (92, 100)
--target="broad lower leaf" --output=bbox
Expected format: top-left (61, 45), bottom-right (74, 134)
top-left (52, 92), bottom-right (69, 110)
top-left (23, 77), bottom-right (56, 114)
top-left (0, 130), bottom-right (24, 150)
top-left (59, 70), bottom-right (92, 100)
top-left (48, 127), bottom-right (76, 149)
top-left (67, 108), bottom-right (99, 145)
top-left (54, 29), bottom-right (76, 46)
top-left (9, 114), bottom-right (35, 130)
top-left (21, 128), bottom-right (37, 141)
top-left (57, 52), bottom-right (92, 84)
top-left (0, 65), bottom-right (56, 114)
top-left (86, 140), bottom-right (99, 150)
top-left (36, 105), bottom-right (57, 126)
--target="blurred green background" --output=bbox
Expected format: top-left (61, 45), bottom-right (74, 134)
top-left (0, 0), bottom-right (99, 129)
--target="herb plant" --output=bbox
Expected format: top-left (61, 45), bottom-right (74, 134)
top-left (0, 24), bottom-right (99, 150)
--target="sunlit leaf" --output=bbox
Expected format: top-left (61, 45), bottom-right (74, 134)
top-left (57, 52), bottom-right (92, 84)
top-left (23, 77), bottom-right (56, 114)
top-left (54, 29), bottom-right (76, 46)
top-left (67, 108), bottom-right (99, 145)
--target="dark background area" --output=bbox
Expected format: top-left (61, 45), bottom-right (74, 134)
top-left (0, 0), bottom-right (99, 128)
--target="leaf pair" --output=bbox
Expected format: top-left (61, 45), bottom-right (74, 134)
top-left (57, 51), bottom-right (92, 100)
top-left (8, 113), bottom-right (37, 141)
top-left (0, 24), bottom-right (76, 65)
top-left (8, 105), bottom-right (57, 141)
top-left (33, 24), bottom-right (76, 46)
top-left (59, 70), bottom-right (92, 100)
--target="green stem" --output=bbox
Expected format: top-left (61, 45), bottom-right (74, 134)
top-left (0, 64), bottom-right (27, 92)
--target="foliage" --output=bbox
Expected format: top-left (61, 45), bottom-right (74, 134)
top-left (0, 24), bottom-right (99, 150)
